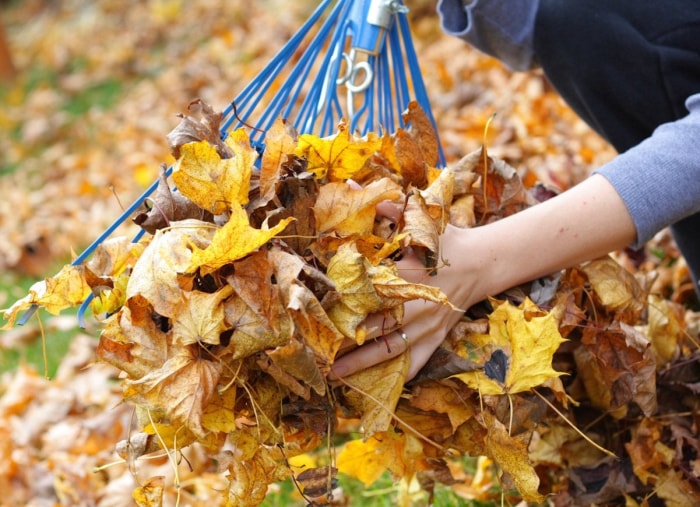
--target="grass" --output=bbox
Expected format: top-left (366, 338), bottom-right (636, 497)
top-left (261, 467), bottom-right (499, 507)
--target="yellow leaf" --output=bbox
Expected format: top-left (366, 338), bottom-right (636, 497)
top-left (90, 271), bottom-right (129, 317)
top-left (325, 242), bottom-right (384, 340)
top-left (295, 122), bottom-right (381, 180)
top-left (201, 385), bottom-right (238, 434)
top-left (2, 264), bottom-right (91, 328)
top-left (337, 429), bottom-right (424, 486)
top-left (341, 351), bottom-right (410, 436)
top-left (314, 177), bottom-right (402, 235)
top-left (171, 285), bottom-right (233, 345)
top-left (454, 298), bottom-right (566, 395)
top-left (483, 411), bottom-right (545, 503)
top-left (225, 448), bottom-right (289, 507)
top-left (126, 219), bottom-right (215, 318)
top-left (132, 476), bottom-right (165, 507)
top-left (172, 129), bottom-right (255, 214)
top-left (187, 205), bottom-right (294, 275)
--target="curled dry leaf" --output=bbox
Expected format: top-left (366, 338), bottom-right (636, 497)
top-left (167, 99), bottom-right (232, 160)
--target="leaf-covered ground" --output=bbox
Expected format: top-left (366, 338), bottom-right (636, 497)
top-left (1, 1), bottom-right (699, 506)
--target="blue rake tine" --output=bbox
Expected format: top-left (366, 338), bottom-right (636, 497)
top-left (17, 166), bottom-right (173, 326)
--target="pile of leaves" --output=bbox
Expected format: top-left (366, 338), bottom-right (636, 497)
top-left (3, 98), bottom-right (700, 506)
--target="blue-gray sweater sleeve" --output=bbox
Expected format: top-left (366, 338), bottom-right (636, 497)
top-left (594, 94), bottom-right (700, 249)
top-left (436, 0), bottom-right (540, 71)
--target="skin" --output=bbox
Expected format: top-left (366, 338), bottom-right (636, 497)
top-left (329, 173), bottom-right (637, 380)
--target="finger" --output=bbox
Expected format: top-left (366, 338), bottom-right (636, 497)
top-left (358, 313), bottom-right (399, 341)
top-left (329, 330), bottom-right (410, 380)
top-left (376, 201), bottom-right (402, 222)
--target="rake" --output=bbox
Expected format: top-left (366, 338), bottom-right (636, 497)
top-left (19, 0), bottom-right (444, 326)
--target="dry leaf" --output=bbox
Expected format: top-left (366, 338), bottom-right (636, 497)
top-left (454, 298), bottom-right (566, 394)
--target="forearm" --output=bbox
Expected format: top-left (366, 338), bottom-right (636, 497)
top-left (442, 174), bottom-right (636, 305)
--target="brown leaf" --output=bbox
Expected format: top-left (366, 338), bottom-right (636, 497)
top-left (394, 128), bottom-right (428, 189)
top-left (167, 99), bottom-right (232, 160)
top-left (124, 347), bottom-right (222, 439)
top-left (223, 295), bottom-right (288, 360)
top-left (133, 165), bottom-right (213, 234)
top-left (295, 465), bottom-right (338, 499)
top-left (575, 322), bottom-right (657, 416)
top-left (96, 294), bottom-right (168, 379)
top-left (257, 118), bottom-right (299, 207)
top-left (408, 380), bottom-right (477, 431)
top-left (266, 338), bottom-right (326, 396)
top-left (403, 100), bottom-right (440, 168)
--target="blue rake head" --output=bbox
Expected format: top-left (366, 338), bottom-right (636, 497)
top-left (18, 0), bottom-right (443, 327)
top-left (220, 0), bottom-right (444, 161)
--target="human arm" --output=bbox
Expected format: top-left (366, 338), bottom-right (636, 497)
top-left (330, 94), bottom-right (700, 380)
top-left (331, 173), bottom-right (636, 380)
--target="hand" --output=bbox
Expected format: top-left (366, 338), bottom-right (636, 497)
top-left (330, 224), bottom-right (480, 381)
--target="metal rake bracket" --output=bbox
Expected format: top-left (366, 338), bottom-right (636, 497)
top-left (220, 0), bottom-right (444, 160)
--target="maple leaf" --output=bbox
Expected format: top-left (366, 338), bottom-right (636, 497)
top-left (454, 298), bottom-right (566, 395)
top-left (575, 322), bottom-right (657, 416)
top-left (420, 166), bottom-right (455, 232)
top-left (201, 385), bottom-right (238, 434)
top-left (403, 100), bottom-right (440, 168)
top-left (96, 294), bottom-right (168, 379)
top-left (126, 219), bottom-right (216, 318)
top-left (646, 294), bottom-right (683, 367)
top-left (223, 447), bottom-right (289, 507)
top-left (2, 264), bottom-right (91, 328)
top-left (408, 380), bottom-right (477, 432)
top-left (265, 339), bottom-right (326, 397)
top-left (172, 129), bottom-right (256, 215)
top-left (166, 99), bottom-right (232, 160)
top-left (124, 346), bottom-right (222, 439)
top-left (187, 205), bottom-right (293, 275)
top-left (401, 189), bottom-right (441, 269)
top-left (394, 128), bottom-right (429, 188)
top-left (367, 261), bottom-right (460, 313)
top-left (336, 429), bottom-right (426, 486)
top-left (581, 256), bottom-right (645, 321)
top-left (86, 236), bottom-right (146, 278)
top-left (133, 165), bottom-right (213, 234)
top-left (295, 121), bottom-right (382, 180)
top-left (223, 295), bottom-right (288, 360)
top-left (313, 177), bottom-right (402, 236)
top-left (171, 285), bottom-right (233, 346)
top-left (268, 248), bottom-right (344, 364)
